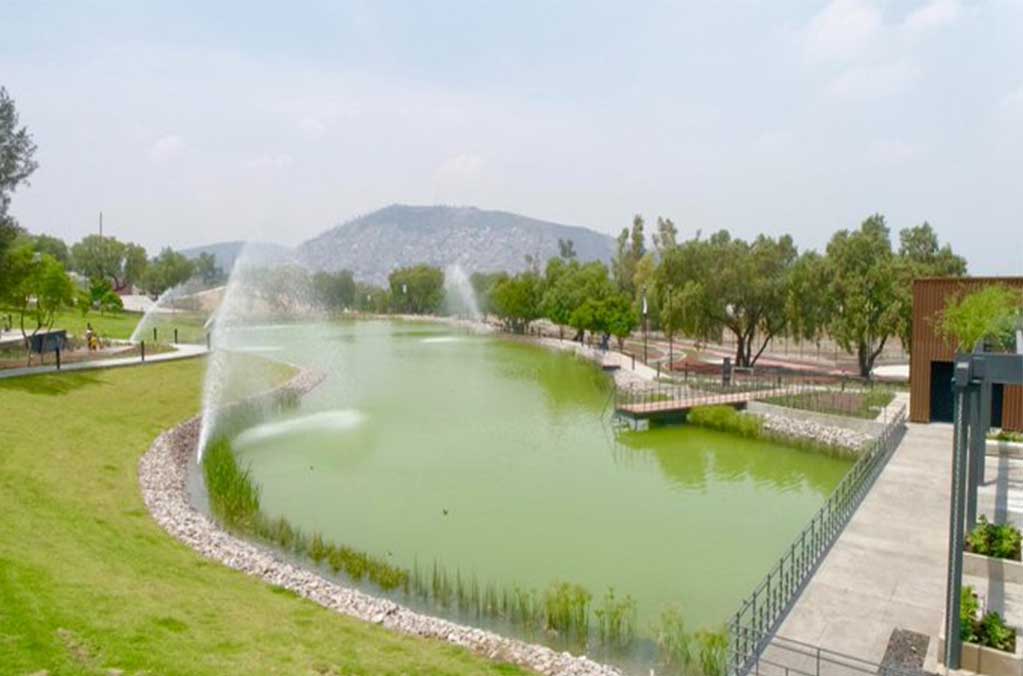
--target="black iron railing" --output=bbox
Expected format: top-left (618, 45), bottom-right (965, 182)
top-left (726, 405), bottom-right (907, 675)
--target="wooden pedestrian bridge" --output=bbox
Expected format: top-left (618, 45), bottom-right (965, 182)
top-left (611, 371), bottom-right (838, 425)
top-left (616, 384), bottom-right (804, 419)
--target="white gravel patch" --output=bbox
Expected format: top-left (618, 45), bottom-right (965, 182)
top-left (138, 367), bottom-right (621, 676)
top-left (757, 412), bottom-right (873, 454)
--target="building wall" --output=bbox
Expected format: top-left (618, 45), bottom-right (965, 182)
top-left (910, 277), bottom-right (1023, 431)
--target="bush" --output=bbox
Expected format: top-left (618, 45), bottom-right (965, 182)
top-left (967, 516), bottom-right (1022, 560)
top-left (686, 405), bottom-right (763, 437)
top-left (962, 586), bottom-right (1017, 652)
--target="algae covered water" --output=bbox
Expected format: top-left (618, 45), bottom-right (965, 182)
top-left (219, 320), bottom-right (850, 655)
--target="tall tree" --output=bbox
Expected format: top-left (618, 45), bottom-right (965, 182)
top-left (4, 247), bottom-right (75, 340)
top-left (895, 222), bottom-right (967, 353)
top-left (557, 238), bottom-right (577, 260)
top-left (612, 215), bottom-right (646, 296)
top-left (32, 234), bottom-right (70, 266)
top-left (657, 230), bottom-right (797, 367)
top-left (312, 269), bottom-right (356, 312)
top-left (389, 265), bottom-right (445, 314)
top-left (71, 235), bottom-right (147, 291)
top-left (142, 247), bottom-right (195, 297)
top-left (194, 252), bottom-right (224, 286)
top-left (0, 87), bottom-right (38, 297)
top-left (491, 271), bottom-right (544, 333)
top-left (824, 214), bottom-right (903, 378)
top-left (652, 216), bottom-right (678, 254)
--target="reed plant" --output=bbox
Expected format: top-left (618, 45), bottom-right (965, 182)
top-left (543, 582), bottom-right (591, 639)
top-left (595, 587), bottom-right (637, 647)
top-left (686, 405), bottom-right (763, 438)
top-left (654, 606), bottom-right (692, 672)
top-left (202, 437), bottom-right (261, 529)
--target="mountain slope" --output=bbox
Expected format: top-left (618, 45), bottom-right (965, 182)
top-left (297, 204), bottom-right (615, 284)
top-left (180, 240), bottom-right (295, 271)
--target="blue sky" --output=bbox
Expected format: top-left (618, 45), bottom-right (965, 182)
top-left (2, 1), bottom-right (1021, 273)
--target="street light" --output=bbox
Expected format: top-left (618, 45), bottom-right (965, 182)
top-left (642, 292), bottom-right (648, 364)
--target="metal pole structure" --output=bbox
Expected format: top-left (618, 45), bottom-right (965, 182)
top-left (642, 293), bottom-right (648, 365)
top-left (978, 379), bottom-right (992, 484)
top-left (943, 359), bottom-right (973, 670)
top-left (966, 382), bottom-right (983, 531)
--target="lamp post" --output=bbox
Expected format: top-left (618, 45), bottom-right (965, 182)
top-left (666, 287), bottom-right (673, 370)
top-left (642, 292), bottom-right (648, 364)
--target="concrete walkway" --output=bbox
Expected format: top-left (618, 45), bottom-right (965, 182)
top-left (774, 414), bottom-right (953, 661)
top-left (0, 343), bottom-right (207, 380)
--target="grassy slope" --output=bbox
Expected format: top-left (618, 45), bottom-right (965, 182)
top-left (1, 307), bottom-right (207, 343)
top-left (0, 359), bottom-right (525, 675)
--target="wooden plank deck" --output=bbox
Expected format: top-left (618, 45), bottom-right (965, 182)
top-left (616, 385), bottom-right (802, 417)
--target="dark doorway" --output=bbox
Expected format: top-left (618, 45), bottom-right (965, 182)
top-left (930, 361), bottom-right (955, 423)
top-left (992, 383), bottom-right (1005, 428)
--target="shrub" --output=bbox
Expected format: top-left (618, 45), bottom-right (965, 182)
top-left (967, 516), bottom-right (1022, 560)
top-left (686, 405), bottom-right (763, 437)
top-left (961, 586), bottom-right (1017, 652)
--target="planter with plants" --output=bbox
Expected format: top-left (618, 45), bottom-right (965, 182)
top-left (987, 430), bottom-right (1023, 459)
top-left (964, 516), bottom-right (1023, 585)
top-left (939, 587), bottom-right (1021, 676)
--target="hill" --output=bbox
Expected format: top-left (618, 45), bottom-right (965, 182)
top-left (180, 240), bottom-right (295, 272)
top-left (296, 204), bottom-right (615, 284)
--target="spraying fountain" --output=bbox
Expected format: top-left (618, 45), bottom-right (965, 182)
top-left (443, 263), bottom-right (481, 322)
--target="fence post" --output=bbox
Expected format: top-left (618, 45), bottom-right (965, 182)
top-left (141, 340), bottom-right (146, 362)
top-left (631, 353), bottom-right (635, 370)
top-left (153, 327), bottom-right (158, 343)
top-left (55, 346), bottom-right (61, 370)
top-left (174, 327), bottom-right (179, 343)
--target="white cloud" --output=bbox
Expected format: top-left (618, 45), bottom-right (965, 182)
top-left (435, 153), bottom-right (484, 184)
top-left (245, 154), bottom-right (294, 170)
top-left (1002, 86), bottom-right (1023, 116)
top-left (866, 138), bottom-right (917, 164)
top-left (904, 0), bottom-right (960, 33)
top-left (803, 0), bottom-right (883, 62)
top-left (827, 60), bottom-right (919, 100)
top-left (148, 134), bottom-right (184, 164)
top-left (297, 116), bottom-right (326, 138)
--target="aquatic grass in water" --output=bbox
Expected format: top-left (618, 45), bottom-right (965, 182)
top-left (686, 406), bottom-right (763, 438)
top-left (543, 582), bottom-right (591, 640)
top-left (595, 587), bottom-right (637, 648)
top-left (204, 426), bottom-right (731, 661)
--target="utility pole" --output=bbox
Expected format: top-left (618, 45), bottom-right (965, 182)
top-left (99, 211), bottom-right (103, 237)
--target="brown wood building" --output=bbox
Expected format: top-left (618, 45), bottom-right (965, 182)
top-left (910, 277), bottom-right (1023, 430)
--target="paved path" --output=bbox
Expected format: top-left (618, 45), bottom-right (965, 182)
top-left (774, 412), bottom-right (953, 662)
top-left (0, 343), bottom-right (207, 380)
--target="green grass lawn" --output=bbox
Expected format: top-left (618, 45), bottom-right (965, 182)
top-left (0, 359), bottom-right (526, 675)
top-left (1, 307), bottom-right (208, 343)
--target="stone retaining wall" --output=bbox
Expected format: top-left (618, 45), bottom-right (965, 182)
top-left (138, 367), bottom-right (620, 676)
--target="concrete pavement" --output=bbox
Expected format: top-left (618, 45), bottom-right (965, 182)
top-left (774, 415), bottom-right (954, 662)
top-left (0, 343), bottom-right (207, 380)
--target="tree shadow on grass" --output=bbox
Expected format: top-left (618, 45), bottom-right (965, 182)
top-left (0, 372), bottom-right (105, 396)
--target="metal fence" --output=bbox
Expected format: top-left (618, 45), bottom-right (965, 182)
top-left (726, 405), bottom-right (908, 676)
top-left (750, 635), bottom-right (923, 676)
top-left (614, 370), bottom-right (896, 420)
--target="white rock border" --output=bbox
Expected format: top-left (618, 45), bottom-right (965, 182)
top-left (138, 366), bottom-right (622, 676)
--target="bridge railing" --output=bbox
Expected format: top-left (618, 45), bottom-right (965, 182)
top-left (613, 370), bottom-right (892, 419)
top-left (725, 405), bottom-right (907, 676)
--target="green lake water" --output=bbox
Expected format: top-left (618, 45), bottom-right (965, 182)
top-left (218, 320), bottom-right (851, 666)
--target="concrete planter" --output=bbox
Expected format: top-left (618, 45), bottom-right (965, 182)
top-left (964, 551), bottom-right (1023, 584)
top-left (938, 633), bottom-right (1022, 676)
top-left (987, 438), bottom-right (1023, 459)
